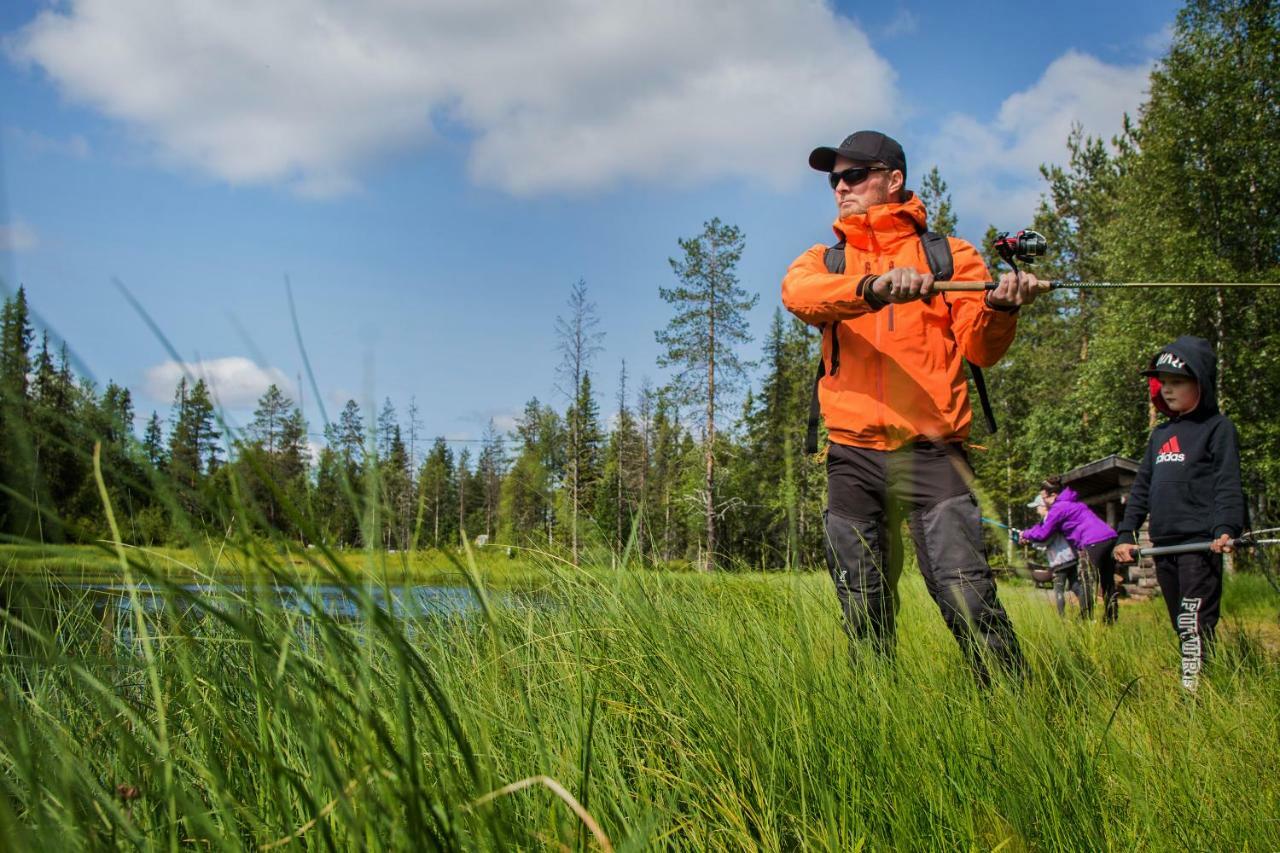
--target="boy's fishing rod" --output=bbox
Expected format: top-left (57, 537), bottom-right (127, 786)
top-left (928, 229), bottom-right (1280, 292)
top-left (1122, 527), bottom-right (1280, 595)
top-left (1131, 528), bottom-right (1280, 559)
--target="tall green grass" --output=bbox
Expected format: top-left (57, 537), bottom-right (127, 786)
top-left (2, 542), bottom-right (1278, 850)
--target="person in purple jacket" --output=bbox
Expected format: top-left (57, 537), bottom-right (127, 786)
top-left (1016, 476), bottom-right (1121, 623)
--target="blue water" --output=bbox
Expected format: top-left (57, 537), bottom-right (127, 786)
top-left (82, 582), bottom-right (486, 620)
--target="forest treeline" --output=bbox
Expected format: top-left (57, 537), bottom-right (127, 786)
top-left (1, 0), bottom-right (1276, 570)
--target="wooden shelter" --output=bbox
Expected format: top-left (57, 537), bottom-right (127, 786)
top-left (1057, 454), bottom-right (1159, 599)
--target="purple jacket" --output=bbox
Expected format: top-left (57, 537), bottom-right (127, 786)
top-left (1021, 487), bottom-right (1116, 549)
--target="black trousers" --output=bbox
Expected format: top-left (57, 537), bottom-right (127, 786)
top-left (823, 441), bottom-right (1025, 683)
top-left (1081, 539), bottom-right (1120, 624)
top-left (1155, 551), bottom-right (1222, 690)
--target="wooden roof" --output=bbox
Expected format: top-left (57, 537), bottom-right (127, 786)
top-left (1060, 454), bottom-right (1140, 502)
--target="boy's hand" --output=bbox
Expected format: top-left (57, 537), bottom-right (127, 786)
top-left (1113, 543), bottom-right (1138, 564)
top-left (1209, 533), bottom-right (1234, 554)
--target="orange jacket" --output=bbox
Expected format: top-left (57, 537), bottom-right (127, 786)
top-left (781, 195), bottom-right (1018, 451)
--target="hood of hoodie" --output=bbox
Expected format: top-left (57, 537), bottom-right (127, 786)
top-left (1146, 335), bottom-right (1218, 418)
top-left (1056, 486), bottom-right (1080, 504)
top-left (831, 193), bottom-right (928, 252)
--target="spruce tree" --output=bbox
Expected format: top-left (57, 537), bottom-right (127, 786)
top-left (475, 420), bottom-right (506, 541)
top-left (918, 166), bottom-right (958, 235)
top-left (555, 279), bottom-right (604, 565)
top-left (143, 412), bottom-right (166, 468)
top-left (416, 437), bottom-right (456, 549)
top-left (0, 288), bottom-right (35, 535)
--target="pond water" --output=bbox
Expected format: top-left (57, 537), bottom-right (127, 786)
top-left (78, 581), bottom-right (486, 620)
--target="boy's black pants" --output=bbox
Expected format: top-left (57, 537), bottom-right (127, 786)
top-left (823, 441), bottom-right (1025, 684)
top-left (1155, 551), bottom-right (1222, 690)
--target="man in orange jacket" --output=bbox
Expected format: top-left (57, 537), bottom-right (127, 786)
top-left (782, 130), bottom-right (1041, 683)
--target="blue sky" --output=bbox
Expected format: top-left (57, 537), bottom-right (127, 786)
top-left (0, 0), bottom-right (1182, 457)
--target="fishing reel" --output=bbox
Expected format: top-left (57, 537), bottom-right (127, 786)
top-left (994, 229), bottom-right (1047, 269)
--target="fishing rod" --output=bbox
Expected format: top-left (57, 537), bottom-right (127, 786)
top-left (935, 280), bottom-right (1280, 292)
top-left (928, 230), bottom-right (1280, 292)
top-left (1123, 527), bottom-right (1280, 595)
top-left (1133, 533), bottom-right (1280, 558)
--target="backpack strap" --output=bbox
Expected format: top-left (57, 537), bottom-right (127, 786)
top-left (918, 229), bottom-right (954, 281)
top-left (805, 243), bottom-right (846, 454)
top-left (919, 228), bottom-right (998, 434)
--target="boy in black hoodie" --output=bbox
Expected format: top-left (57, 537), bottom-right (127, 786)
top-left (1113, 335), bottom-right (1245, 691)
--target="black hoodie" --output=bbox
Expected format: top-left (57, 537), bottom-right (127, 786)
top-left (1116, 335), bottom-right (1245, 546)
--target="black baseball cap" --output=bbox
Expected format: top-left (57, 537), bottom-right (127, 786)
top-left (1140, 348), bottom-right (1195, 378)
top-left (809, 130), bottom-right (907, 178)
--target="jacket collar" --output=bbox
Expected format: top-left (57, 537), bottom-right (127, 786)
top-left (831, 193), bottom-right (928, 252)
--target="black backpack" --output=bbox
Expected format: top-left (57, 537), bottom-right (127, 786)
top-left (804, 230), bottom-right (997, 454)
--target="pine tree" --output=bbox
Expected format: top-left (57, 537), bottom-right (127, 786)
top-left (249, 384), bottom-right (292, 457)
top-left (656, 218), bottom-right (758, 569)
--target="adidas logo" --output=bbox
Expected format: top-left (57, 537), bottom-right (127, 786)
top-left (1156, 435), bottom-right (1186, 463)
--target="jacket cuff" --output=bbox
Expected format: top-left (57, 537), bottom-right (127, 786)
top-left (1212, 525), bottom-right (1238, 540)
top-left (1114, 531), bottom-right (1136, 546)
top-left (857, 274), bottom-right (887, 311)
top-left (984, 292), bottom-right (1020, 314)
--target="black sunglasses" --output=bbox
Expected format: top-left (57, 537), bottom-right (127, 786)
top-left (828, 165), bottom-right (889, 190)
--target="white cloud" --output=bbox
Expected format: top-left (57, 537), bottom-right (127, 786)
top-left (920, 50), bottom-right (1151, 235)
top-left (8, 0), bottom-right (898, 197)
top-left (144, 357), bottom-right (294, 408)
top-left (0, 220), bottom-right (38, 251)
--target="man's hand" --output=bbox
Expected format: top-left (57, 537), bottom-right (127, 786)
top-left (870, 268), bottom-right (934, 305)
top-left (1209, 533), bottom-right (1234, 554)
top-left (1113, 542), bottom-right (1139, 564)
top-left (987, 271), bottom-right (1045, 309)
